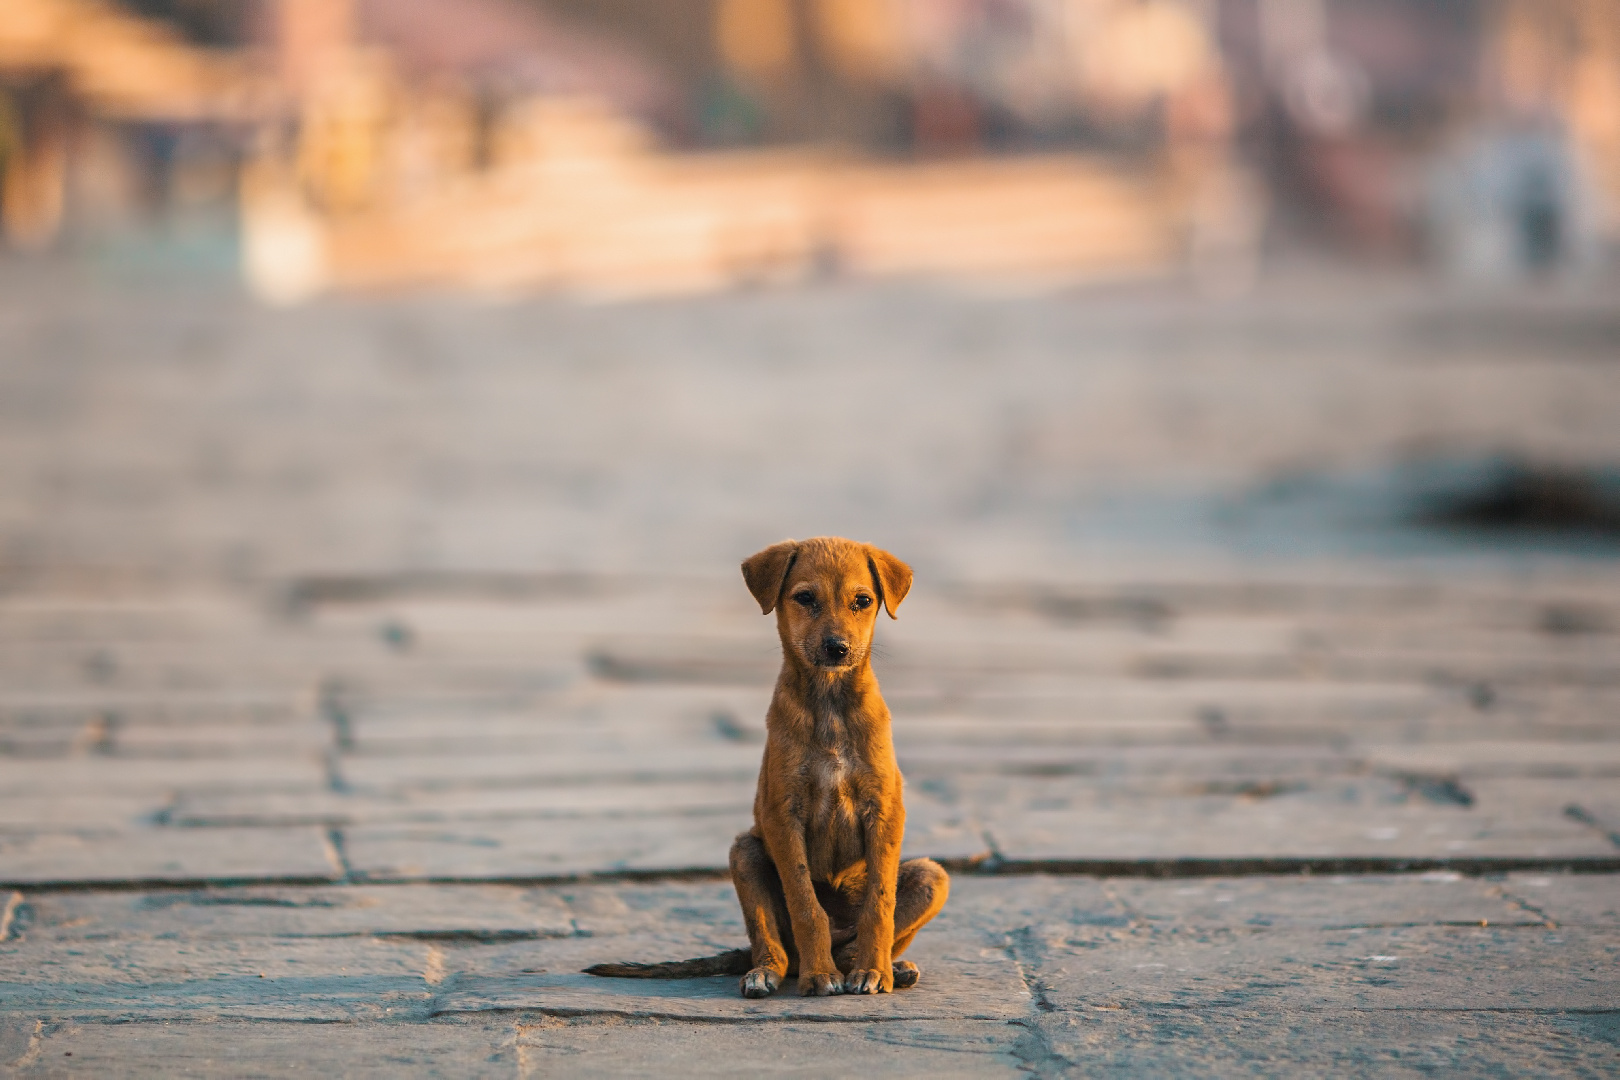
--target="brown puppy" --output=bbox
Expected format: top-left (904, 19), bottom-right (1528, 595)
top-left (584, 537), bottom-right (948, 998)
top-left (731, 536), bottom-right (948, 997)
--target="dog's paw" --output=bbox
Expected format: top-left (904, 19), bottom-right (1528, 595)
top-left (798, 971), bottom-right (844, 996)
top-left (843, 967), bottom-right (891, 995)
top-left (892, 961), bottom-right (920, 989)
top-left (740, 968), bottom-right (780, 998)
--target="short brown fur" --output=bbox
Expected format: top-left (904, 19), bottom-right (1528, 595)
top-left (730, 536), bottom-right (947, 997)
top-left (585, 537), bottom-right (948, 997)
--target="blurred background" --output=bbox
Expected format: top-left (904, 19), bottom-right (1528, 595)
top-left (1, 0), bottom-right (1617, 301)
top-left (2, 0), bottom-right (1619, 906)
top-left (2, 0), bottom-right (1619, 583)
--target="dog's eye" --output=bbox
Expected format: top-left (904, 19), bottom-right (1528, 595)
top-left (793, 590), bottom-right (816, 607)
top-left (853, 595), bottom-right (873, 610)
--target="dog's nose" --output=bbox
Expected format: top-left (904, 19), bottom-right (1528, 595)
top-left (821, 637), bottom-right (850, 663)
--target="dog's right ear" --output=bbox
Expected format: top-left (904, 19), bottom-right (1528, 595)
top-left (742, 540), bottom-right (798, 614)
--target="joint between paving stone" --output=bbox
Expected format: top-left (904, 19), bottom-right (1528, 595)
top-left (0, 876), bottom-right (345, 893)
top-left (147, 795), bottom-right (178, 827)
top-left (1563, 803), bottom-right (1620, 849)
top-left (322, 750), bottom-right (351, 795)
top-left (1002, 929), bottom-right (1069, 1078)
top-left (1485, 882), bottom-right (1561, 929)
top-left (0, 892), bottom-right (23, 942)
top-left (318, 680), bottom-right (356, 753)
top-left (10, 854), bottom-right (1620, 894)
top-left (323, 827), bottom-right (356, 883)
top-left (940, 855), bottom-right (1620, 878)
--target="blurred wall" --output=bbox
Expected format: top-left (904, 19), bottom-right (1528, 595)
top-left (2, 0), bottom-right (1615, 290)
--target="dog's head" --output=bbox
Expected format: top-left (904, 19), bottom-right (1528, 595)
top-left (741, 537), bottom-right (911, 673)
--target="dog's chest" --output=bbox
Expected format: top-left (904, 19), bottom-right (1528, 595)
top-left (803, 727), bottom-right (866, 872)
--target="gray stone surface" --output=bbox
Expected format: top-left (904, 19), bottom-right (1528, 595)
top-left (1, 1018), bottom-right (1034, 1078)
top-left (2, 262), bottom-right (1619, 1071)
top-left (433, 950), bottom-right (1028, 1023)
top-left (2, 875), bottom-right (1616, 1074)
top-left (0, 828), bottom-right (340, 886)
top-left (7, 570), bottom-right (1617, 887)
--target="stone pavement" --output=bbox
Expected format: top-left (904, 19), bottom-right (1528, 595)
top-left (1, 259), bottom-right (1618, 1074)
top-left (2, 873), bottom-right (1616, 1075)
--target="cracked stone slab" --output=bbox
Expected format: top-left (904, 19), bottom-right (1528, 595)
top-left (2, 1017), bottom-right (1030, 1078)
top-left (1022, 923), bottom-right (1619, 1012)
top-left (0, 937), bottom-right (438, 1021)
top-left (338, 746), bottom-right (765, 791)
top-left (981, 798), bottom-right (1616, 862)
top-left (8, 879), bottom-right (752, 948)
top-left (939, 875), bottom-right (1619, 1014)
top-left (171, 780), bottom-right (760, 828)
top-left (509, 1017), bottom-right (1029, 1077)
top-left (0, 758), bottom-right (324, 798)
top-left (1363, 739), bottom-right (1620, 777)
top-left (1501, 872), bottom-right (1620, 927)
top-left (1101, 872), bottom-right (1549, 930)
top-left (1026, 1007), bottom-right (1620, 1075)
top-left (13, 884), bottom-right (581, 942)
top-left (0, 827), bottom-right (341, 886)
top-left (432, 934), bottom-right (1029, 1021)
top-left (340, 816), bottom-right (744, 880)
top-left (2, 1019), bottom-right (512, 1077)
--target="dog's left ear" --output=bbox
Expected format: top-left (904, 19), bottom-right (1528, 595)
top-left (742, 540), bottom-right (798, 614)
top-left (866, 546), bottom-right (912, 619)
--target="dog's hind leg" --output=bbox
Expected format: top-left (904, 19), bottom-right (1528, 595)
top-left (889, 858), bottom-right (950, 987)
top-left (730, 831), bottom-right (794, 998)
top-left (830, 858), bottom-right (948, 988)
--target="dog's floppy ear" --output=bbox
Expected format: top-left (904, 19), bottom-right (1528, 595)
top-left (866, 546), bottom-right (912, 619)
top-left (742, 540), bottom-right (798, 614)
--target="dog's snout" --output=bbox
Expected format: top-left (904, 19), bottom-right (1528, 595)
top-left (821, 637), bottom-right (850, 663)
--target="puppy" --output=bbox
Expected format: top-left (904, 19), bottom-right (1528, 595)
top-left (585, 537), bottom-right (948, 997)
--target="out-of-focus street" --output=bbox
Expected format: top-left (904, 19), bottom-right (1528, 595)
top-left (4, 258), bottom-right (1619, 579)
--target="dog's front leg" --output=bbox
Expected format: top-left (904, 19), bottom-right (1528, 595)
top-left (760, 821), bottom-right (842, 996)
top-left (846, 805), bottom-right (903, 994)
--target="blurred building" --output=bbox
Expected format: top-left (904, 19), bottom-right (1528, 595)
top-left (0, 0), bottom-right (268, 248)
top-left (1216, 0), bottom-right (1619, 270)
top-left (236, 0), bottom-right (1209, 300)
top-left (3, 0), bottom-right (1614, 297)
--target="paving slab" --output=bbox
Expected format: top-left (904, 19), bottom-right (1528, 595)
top-left (0, 938), bottom-right (437, 1021)
top-left (1, 875), bottom-right (1615, 1075)
top-left (1020, 923), bottom-right (1618, 1011)
top-left (0, 796), bottom-right (168, 833)
top-left (433, 935), bottom-right (1028, 1022)
top-left (12, 885), bottom-right (580, 942)
top-left (983, 798), bottom-right (1616, 862)
top-left (2, 1020), bottom-right (517, 1079)
top-left (1499, 872), bottom-right (1620, 927)
top-left (171, 779), bottom-right (761, 827)
top-left (340, 817), bottom-right (746, 881)
top-left (1365, 739), bottom-right (1620, 777)
top-left (0, 759), bottom-right (325, 798)
top-left (2, 1017), bottom-right (1032, 1079)
top-left (337, 745), bottom-right (765, 791)
top-left (0, 828), bottom-right (341, 887)
top-left (1024, 1008), bottom-right (1620, 1076)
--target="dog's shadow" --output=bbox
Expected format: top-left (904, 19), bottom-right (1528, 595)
top-left (433, 969), bottom-right (960, 1019)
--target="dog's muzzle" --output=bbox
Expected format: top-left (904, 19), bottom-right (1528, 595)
top-left (819, 636), bottom-right (851, 666)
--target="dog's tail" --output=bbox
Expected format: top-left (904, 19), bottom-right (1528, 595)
top-left (583, 948), bottom-right (754, 979)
